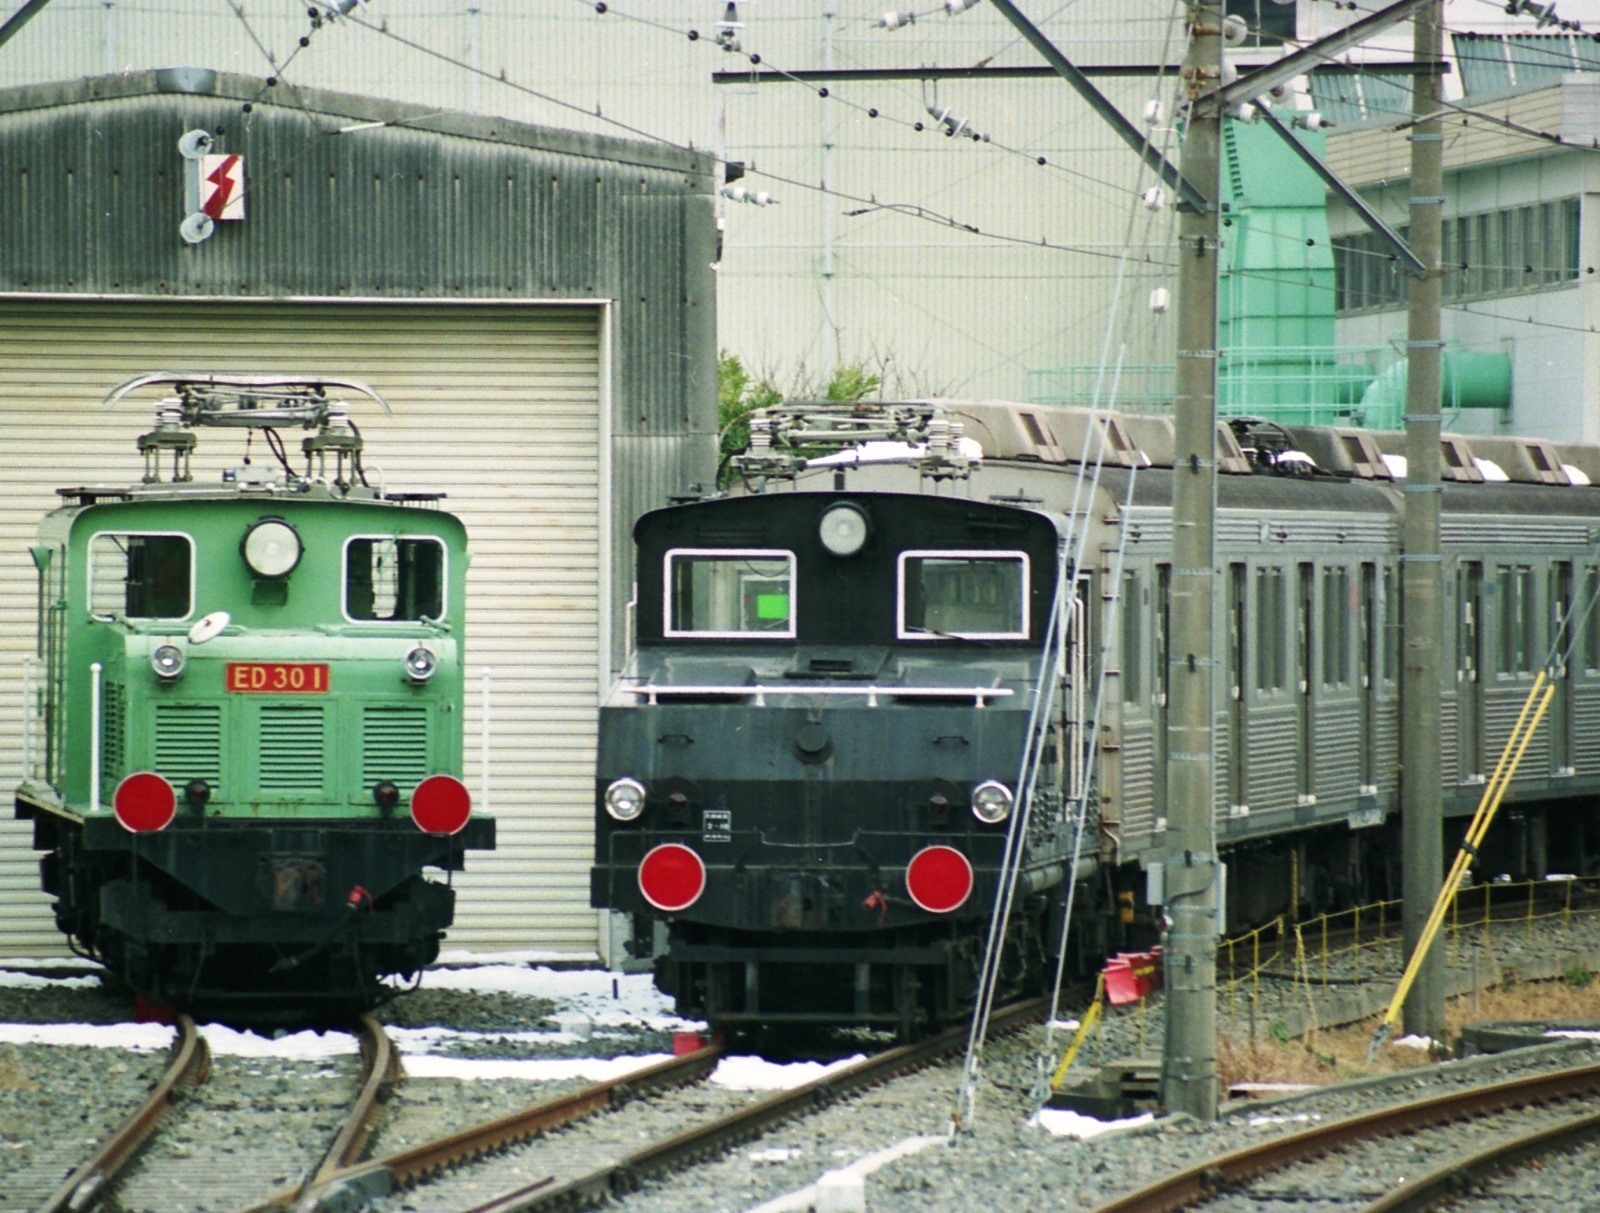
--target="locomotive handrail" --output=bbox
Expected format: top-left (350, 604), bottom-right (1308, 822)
top-left (90, 661), bottom-right (102, 816)
top-left (623, 682), bottom-right (1014, 707)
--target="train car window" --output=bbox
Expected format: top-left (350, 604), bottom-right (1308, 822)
top-left (1322, 567), bottom-right (1351, 687)
top-left (1255, 566), bottom-right (1286, 692)
top-left (345, 536), bottom-right (446, 622)
top-left (1496, 564), bottom-right (1534, 675)
top-left (898, 551), bottom-right (1029, 640)
top-left (1121, 570), bottom-right (1141, 702)
top-left (89, 532), bottom-right (193, 620)
top-left (665, 549), bottom-right (795, 638)
top-left (1383, 565), bottom-right (1401, 683)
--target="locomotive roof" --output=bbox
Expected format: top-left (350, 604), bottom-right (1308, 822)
top-left (52, 481), bottom-right (441, 508)
top-left (638, 486), bottom-right (1068, 543)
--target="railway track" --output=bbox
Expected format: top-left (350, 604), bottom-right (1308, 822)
top-left (35, 1013), bottom-right (211, 1213)
top-left (300, 998), bottom-right (1045, 1212)
top-left (18, 1001), bottom-right (1039, 1212)
top-left (301, 1042), bottom-right (729, 1210)
top-left (1090, 1058), bottom-right (1600, 1213)
top-left (1364, 1098), bottom-right (1600, 1213)
top-left (242, 1014), bottom-right (402, 1212)
top-left (39, 1015), bottom-right (400, 1213)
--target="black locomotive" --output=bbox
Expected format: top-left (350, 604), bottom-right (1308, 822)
top-left (594, 400), bottom-right (1600, 1037)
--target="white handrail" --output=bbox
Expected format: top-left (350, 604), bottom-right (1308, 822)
top-left (622, 683), bottom-right (1014, 708)
top-left (90, 662), bottom-right (102, 815)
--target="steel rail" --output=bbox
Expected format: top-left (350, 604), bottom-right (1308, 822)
top-left (303, 1042), bottom-right (726, 1209)
top-left (1362, 1101), bottom-right (1600, 1213)
top-left (37, 1013), bottom-right (211, 1213)
top-left (241, 1014), bottom-right (402, 1213)
top-left (462, 998), bottom-right (1047, 1213)
top-left (1090, 1059), bottom-right (1600, 1213)
top-left (315, 1014), bottom-right (402, 1178)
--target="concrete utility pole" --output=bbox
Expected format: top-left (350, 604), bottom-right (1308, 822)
top-left (1401, 1), bottom-right (1446, 1043)
top-left (1162, 0), bottom-right (1224, 1123)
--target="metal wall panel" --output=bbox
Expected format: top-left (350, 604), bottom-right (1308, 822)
top-left (0, 299), bottom-right (604, 954)
top-left (0, 71), bottom-right (719, 686)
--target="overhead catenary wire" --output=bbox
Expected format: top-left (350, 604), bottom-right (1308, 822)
top-left (952, 1), bottom-right (1190, 1128)
top-left (236, 0), bottom-right (1592, 357)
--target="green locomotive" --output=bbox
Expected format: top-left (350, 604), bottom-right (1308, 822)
top-left (15, 374), bottom-right (493, 1019)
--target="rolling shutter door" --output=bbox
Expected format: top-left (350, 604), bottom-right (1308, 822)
top-left (0, 298), bottom-right (605, 954)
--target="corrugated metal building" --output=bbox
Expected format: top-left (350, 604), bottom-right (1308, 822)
top-left (0, 69), bottom-right (717, 957)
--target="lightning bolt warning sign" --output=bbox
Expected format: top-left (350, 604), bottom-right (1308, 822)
top-left (199, 154), bottom-right (245, 221)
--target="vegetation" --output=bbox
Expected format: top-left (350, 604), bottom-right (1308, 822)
top-left (717, 352), bottom-right (883, 485)
top-left (1213, 977), bottom-right (1600, 1091)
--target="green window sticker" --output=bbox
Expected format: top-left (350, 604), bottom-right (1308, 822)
top-left (756, 592), bottom-right (790, 621)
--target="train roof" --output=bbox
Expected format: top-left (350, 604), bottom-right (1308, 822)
top-left (737, 398), bottom-right (1600, 493)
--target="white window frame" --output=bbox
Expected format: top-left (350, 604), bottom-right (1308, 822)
top-left (897, 549), bottom-right (1030, 641)
top-left (87, 530), bottom-right (196, 622)
top-left (341, 534), bottom-right (450, 624)
top-left (663, 548), bottom-right (797, 639)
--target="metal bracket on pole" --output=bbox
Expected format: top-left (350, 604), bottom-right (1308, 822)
top-left (1211, 0), bottom-right (1445, 115)
top-left (1256, 104), bottom-right (1425, 277)
top-left (986, 0), bottom-right (1208, 213)
top-left (0, 0), bottom-right (54, 51)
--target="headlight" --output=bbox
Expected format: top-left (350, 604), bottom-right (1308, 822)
top-left (971, 780), bottom-right (1014, 823)
top-left (818, 502), bottom-right (869, 557)
top-left (604, 777), bottom-right (647, 822)
top-left (150, 643), bottom-right (187, 680)
top-left (241, 518), bottom-right (302, 579)
top-left (404, 645), bottom-right (438, 682)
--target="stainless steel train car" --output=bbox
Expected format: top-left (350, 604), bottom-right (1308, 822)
top-left (592, 400), bottom-right (1600, 1036)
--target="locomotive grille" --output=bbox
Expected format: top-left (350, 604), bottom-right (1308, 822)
top-left (362, 706), bottom-right (429, 792)
top-left (154, 703), bottom-right (223, 788)
top-left (102, 682), bottom-right (126, 779)
top-left (259, 705), bottom-right (326, 792)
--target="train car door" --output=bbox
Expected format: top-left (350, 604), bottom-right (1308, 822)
top-left (1227, 562), bottom-right (1247, 812)
top-left (1457, 561), bottom-right (1484, 782)
top-left (1550, 561), bottom-right (1574, 776)
top-left (1297, 562), bottom-right (1315, 804)
top-left (1359, 562), bottom-right (1378, 794)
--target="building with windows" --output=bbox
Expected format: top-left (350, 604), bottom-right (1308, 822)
top-left (1324, 32), bottom-right (1600, 444)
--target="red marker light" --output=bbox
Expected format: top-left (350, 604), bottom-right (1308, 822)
top-left (905, 845), bottom-right (973, 914)
top-left (637, 843), bottom-right (706, 912)
top-left (113, 772), bottom-right (177, 833)
top-left (410, 774), bottom-right (472, 835)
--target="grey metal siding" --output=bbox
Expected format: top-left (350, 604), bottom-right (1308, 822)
top-left (0, 69), bottom-right (719, 675)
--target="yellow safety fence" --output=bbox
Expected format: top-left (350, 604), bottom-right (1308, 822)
top-left (1048, 866), bottom-right (1600, 1093)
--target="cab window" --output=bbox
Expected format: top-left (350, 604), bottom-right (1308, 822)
top-left (899, 551), bottom-right (1029, 639)
top-left (345, 537), bottom-right (445, 622)
top-left (666, 549), bottom-right (795, 637)
top-left (89, 532), bottom-right (193, 620)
